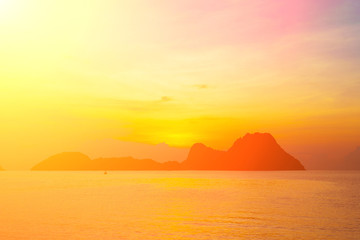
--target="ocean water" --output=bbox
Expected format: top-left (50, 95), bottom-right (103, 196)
top-left (0, 171), bottom-right (359, 240)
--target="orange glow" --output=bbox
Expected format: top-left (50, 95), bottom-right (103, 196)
top-left (0, 0), bottom-right (359, 169)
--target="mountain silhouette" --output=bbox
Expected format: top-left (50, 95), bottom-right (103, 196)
top-left (77, 139), bottom-right (188, 163)
top-left (31, 152), bottom-right (93, 170)
top-left (182, 133), bottom-right (305, 170)
top-left (32, 133), bottom-right (305, 170)
top-left (337, 146), bottom-right (360, 170)
top-left (181, 143), bottom-right (226, 170)
top-left (90, 157), bottom-right (180, 170)
top-left (32, 152), bottom-right (181, 170)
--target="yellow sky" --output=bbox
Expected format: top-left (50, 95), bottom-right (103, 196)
top-left (1, 0), bottom-right (360, 169)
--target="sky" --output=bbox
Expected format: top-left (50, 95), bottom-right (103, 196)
top-left (1, 0), bottom-right (360, 169)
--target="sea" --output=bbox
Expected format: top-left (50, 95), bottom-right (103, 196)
top-left (0, 171), bottom-right (359, 240)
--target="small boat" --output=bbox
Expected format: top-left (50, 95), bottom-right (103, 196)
top-left (104, 171), bottom-right (108, 175)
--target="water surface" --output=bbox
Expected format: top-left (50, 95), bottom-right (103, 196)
top-left (0, 171), bottom-right (359, 239)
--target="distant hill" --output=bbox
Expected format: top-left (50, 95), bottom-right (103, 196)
top-left (32, 152), bottom-right (93, 170)
top-left (31, 152), bottom-right (180, 170)
top-left (32, 133), bottom-right (305, 171)
top-left (182, 133), bottom-right (305, 170)
top-left (337, 147), bottom-right (360, 170)
top-left (89, 157), bottom-right (180, 170)
top-left (77, 139), bottom-right (189, 163)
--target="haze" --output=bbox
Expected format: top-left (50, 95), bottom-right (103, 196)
top-left (1, 0), bottom-right (360, 169)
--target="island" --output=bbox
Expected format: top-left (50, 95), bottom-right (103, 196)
top-left (32, 132), bottom-right (305, 171)
top-left (337, 146), bottom-right (360, 170)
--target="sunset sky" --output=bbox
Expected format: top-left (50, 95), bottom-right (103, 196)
top-left (1, 0), bottom-right (360, 169)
